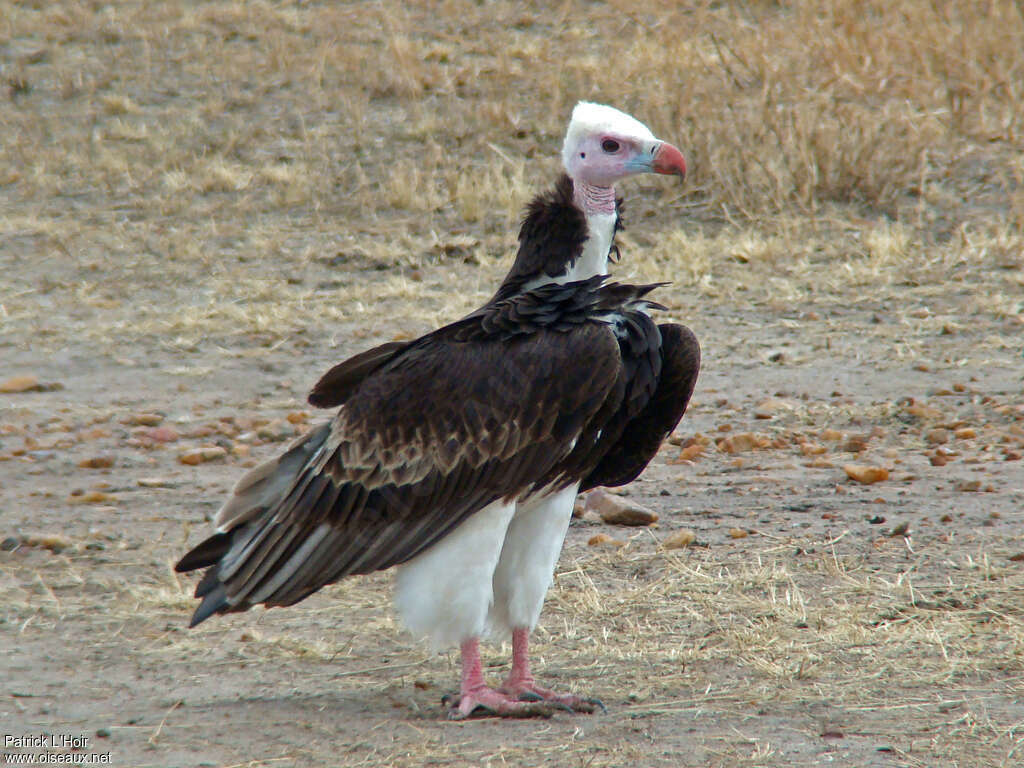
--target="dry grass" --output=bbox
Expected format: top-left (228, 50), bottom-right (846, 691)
top-left (2, 0), bottom-right (1022, 352)
top-left (3, 529), bottom-right (1021, 766)
top-left (2, 2), bottom-right (1023, 766)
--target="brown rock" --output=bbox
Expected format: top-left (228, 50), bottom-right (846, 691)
top-left (179, 446), bottom-right (228, 465)
top-left (820, 429), bottom-right (844, 442)
top-left (0, 375), bottom-right (42, 393)
top-left (22, 534), bottom-right (74, 553)
top-left (843, 465), bottom-right (889, 484)
top-left (716, 432), bottom-right (769, 454)
top-left (925, 428), bottom-right (949, 445)
top-left (138, 426), bottom-right (179, 443)
top-left (842, 435), bottom-right (870, 453)
top-left (728, 527), bottom-right (748, 539)
top-left (125, 412), bottom-right (164, 426)
top-left (586, 489), bottom-right (659, 526)
top-left (954, 479), bottom-right (982, 492)
top-left (78, 455), bottom-right (115, 469)
top-left (953, 427), bottom-right (977, 440)
top-left (800, 442), bottom-right (827, 456)
top-left (587, 533), bottom-right (625, 547)
top-left (68, 490), bottom-right (115, 504)
top-left (904, 403), bottom-right (942, 421)
top-left (663, 529), bottom-right (697, 549)
top-left (671, 443), bottom-right (704, 463)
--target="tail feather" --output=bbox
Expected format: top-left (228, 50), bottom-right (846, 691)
top-left (189, 584), bottom-right (229, 628)
top-left (175, 531), bottom-right (232, 573)
top-left (176, 423), bottom-right (333, 627)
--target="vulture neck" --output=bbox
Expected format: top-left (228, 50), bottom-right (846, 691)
top-left (493, 175), bottom-right (619, 302)
top-left (569, 179), bottom-right (618, 282)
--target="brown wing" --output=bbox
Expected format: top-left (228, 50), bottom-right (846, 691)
top-left (581, 323), bottom-right (700, 491)
top-left (307, 341), bottom-right (409, 408)
top-left (176, 322), bottom-right (622, 626)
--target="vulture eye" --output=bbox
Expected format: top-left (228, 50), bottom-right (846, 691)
top-left (601, 139), bottom-right (620, 153)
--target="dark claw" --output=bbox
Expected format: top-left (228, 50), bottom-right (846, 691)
top-left (517, 691), bottom-right (545, 702)
top-left (585, 697), bottom-right (608, 714)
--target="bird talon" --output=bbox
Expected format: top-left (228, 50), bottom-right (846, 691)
top-left (517, 691), bottom-right (545, 702)
top-left (585, 697), bottom-right (608, 714)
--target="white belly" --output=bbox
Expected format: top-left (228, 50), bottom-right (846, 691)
top-left (394, 500), bottom-right (516, 650)
top-left (488, 483), bottom-right (579, 637)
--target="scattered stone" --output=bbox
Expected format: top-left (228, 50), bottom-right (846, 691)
top-left (179, 446), bottom-right (228, 465)
top-left (124, 412), bottom-right (163, 426)
top-left (1, 375), bottom-right (40, 393)
top-left (137, 477), bottom-right (172, 488)
top-left (1, 536), bottom-right (19, 551)
top-left (903, 403), bottom-right (942, 421)
top-left (728, 527), bottom-right (748, 539)
top-left (672, 443), bottom-right (704, 462)
top-left (586, 489), bottom-right (658, 526)
top-left (95, 728), bottom-right (111, 739)
top-left (257, 420), bottom-right (295, 442)
top-left (929, 452), bottom-right (948, 466)
top-left (800, 442), bottom-right (827, 456)
top-left (286, 411), bottom-right (309, 424)
top-left (842, 435), bottom-right (870, 453)
top-left (663, 529), bottom-right (697, 549)
top-left (716, 432), bottom-right (769, 454)
top-left (0, 375), bottom-right (61, 394)
top-left (754, 398), bottom-right (797, 419)
top-left (22, 533), bottom-right (74, 552)
top-left (1009, 553), bottom-right (1024, 562)
top-left (925, 428), bottom-right (949, 445)
top-left (953, 427), bottom-right (976, 440)
top-left (68, 490), bottom-right (116, 504)
top-left (78, 455), bottom-right (115, 469)
top-left (239, 629), bottom-right (261, 642)
top-left (137, 426), bottom-right (179, 443)
top-left (820, 429), bottom-right (843, 442)
top-left (587, 533), bottom-right (625, 547)
top-left (954, 479), bottom-right (982, 492)
top-left (844, 465), bottom-right (889, 484)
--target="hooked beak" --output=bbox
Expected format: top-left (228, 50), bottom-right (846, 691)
top-left (651, 141), bottom-right (686, 178)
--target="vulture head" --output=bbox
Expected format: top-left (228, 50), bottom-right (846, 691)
top-left (561, 102), bottom-right (686, 189)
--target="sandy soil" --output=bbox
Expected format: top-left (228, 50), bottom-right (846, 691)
top-left (2, 263), bottom-right (1022, 767)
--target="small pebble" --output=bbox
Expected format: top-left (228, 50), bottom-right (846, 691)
top-left (663, 529), bottom-right (697, 549)
top-left (844, 465), bottom-right (889, 484)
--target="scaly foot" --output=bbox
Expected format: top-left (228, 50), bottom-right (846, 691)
top-left (442, 685), bottom-right (561, 720)
top-left (498, 679), bottom-right (605, 714)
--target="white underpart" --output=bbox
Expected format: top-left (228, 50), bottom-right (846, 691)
top-left (394, 499), bottom-right (515, 650)
top-left (488, 483), bottom-right (580, 636)
top-left (522, 209), bottom-right (617, 291)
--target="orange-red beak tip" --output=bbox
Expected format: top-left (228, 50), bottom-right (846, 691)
top-left (653, 142), bottom-right (687, 179)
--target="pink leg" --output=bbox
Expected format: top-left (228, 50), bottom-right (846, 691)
top-left (498, 628), bottom-right (604, 713)
top-left (442, 637), bottom-right (558, 720)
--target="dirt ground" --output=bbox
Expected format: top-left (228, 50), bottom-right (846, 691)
top-left (2, 2), bottom-right (1023, 767)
